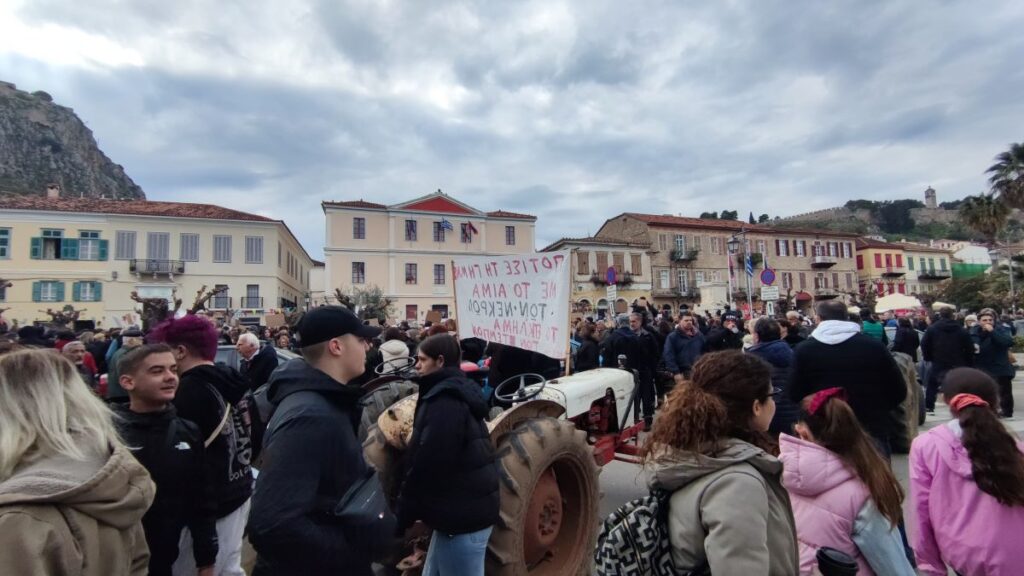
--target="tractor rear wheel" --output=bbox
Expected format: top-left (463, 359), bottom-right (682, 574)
top-left (359, 380), bottom-right (418, 441)
top-left (487, 417), bottom-right (599, 576)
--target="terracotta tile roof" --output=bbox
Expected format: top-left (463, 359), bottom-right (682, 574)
top-left (541, 236), bottom-right (650, 252)
top-left (486, 209), bottom-right (536, 220)
top-left (321, 199), bottom-right (388, 209)
top-left (620, 213), bottom-right (860, 238)
top-left (893, 242), bottom-right (953, 254)
top-left (0, 194), bottom-right (274, 222)
top-left (856, 237), bottom-right (903, 250)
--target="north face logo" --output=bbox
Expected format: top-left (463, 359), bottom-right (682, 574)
top-left (174, 442), bottom-right (191, 451)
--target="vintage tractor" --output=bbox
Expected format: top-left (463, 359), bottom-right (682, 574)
top-left (361, 356), bottom-right (645, 575)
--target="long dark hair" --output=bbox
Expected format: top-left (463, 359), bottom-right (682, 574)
top-left (943, 368), bottom-right (1024, 506)
top-left (417, 334), bottom-right (461, 368)
top-left (800, 397), bottom-right (905, 526)
top-left (641, 351), bottom-right (776, 459)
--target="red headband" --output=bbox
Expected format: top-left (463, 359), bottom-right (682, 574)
top-left (808, 387), bottom-right (846, 416)
top-left (948, 393), bottom-right (989, 413)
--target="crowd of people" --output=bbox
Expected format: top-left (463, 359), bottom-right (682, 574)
top-left (0, 295), bottom-right (1022, 575)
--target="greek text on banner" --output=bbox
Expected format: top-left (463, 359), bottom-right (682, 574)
top-left (452, 251), bottom-right (571, 359)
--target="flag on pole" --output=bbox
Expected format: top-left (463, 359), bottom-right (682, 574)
top-left (745, 254), bottom-right (754, 277)
top-left (439, 218), bottom-right (454, 231)
top-left (467, 222), bottom-right (479, 235)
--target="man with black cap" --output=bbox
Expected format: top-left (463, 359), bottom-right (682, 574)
top-left (248, 306), bottom-right (394, 575)
top-left (704, 312), bottom-right (745, 352)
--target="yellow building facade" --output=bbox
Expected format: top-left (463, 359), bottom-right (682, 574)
top-left (855, 237), bottom-right (909, 297)
top-left (540, 237), bottom-right (653, 319)
top-left (0, 196), bottom-right (314, 329)
top-left (322, 191), bottom-right (536, 322)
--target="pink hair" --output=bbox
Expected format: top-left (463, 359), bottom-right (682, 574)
top-left (149, 314), bottom-right (219, 361)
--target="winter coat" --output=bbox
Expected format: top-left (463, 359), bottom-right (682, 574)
top-left (647, 439), bottom-right (799, 575)
top-left (396, 367), bottom-right (500, 535)
top-left (662, 328), bottom-right (705, 375)
top-left (173, 364), bottom-right (253, 518)
top-left (910, 421), bottom-right (1024, 575)
top-left (0, 444), bottom-right (154, 575)
top-left (920, 319), bottom-right (974, 370)
top-left (248, 358), bottom-right (385, 576)
top-left (87, 339), bottom-right (111, 374)
top-left (779, 435), bottom-right (914, 576)
top-left (112, 404), bottom-right (218, 575)
top-left (574, 337), bottom-right (600, 372)
top-left (241, 344), bottom-right (279, 392)
top-left (705, 325), bottom-right (744, 352)
top-left (634, 328), bottom-right (662, 378)
top-left (789, 321), bottom-right (906, 443)
top-left (861, 320), bottom-right (888, 345)
top-left (970, 324), bottom-right (1015, 378)
top-left (746, 339), bottom-right (798, 436)
top-left (892, 327), bottom-right (920, 362)
top-left (783, 332), bottom-right (806, 349)
top-left (601, 327), bottom-right (641, 370)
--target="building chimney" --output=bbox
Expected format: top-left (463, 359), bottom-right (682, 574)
top-left (46, 183), bottom-right (61, 199)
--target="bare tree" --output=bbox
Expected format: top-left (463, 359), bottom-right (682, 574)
top-left (188, 285), bottom-right (227, 314)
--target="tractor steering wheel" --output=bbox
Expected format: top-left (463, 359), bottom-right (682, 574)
top-left (493, 373), bottom-right (548, 404)
top-left (375, 356), bottom-right (417, 377)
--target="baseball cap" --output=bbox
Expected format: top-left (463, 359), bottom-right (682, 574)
top-left (723, 312), bottom-right (740, 323)
top-left (295, 306), bottom-right (382, 348)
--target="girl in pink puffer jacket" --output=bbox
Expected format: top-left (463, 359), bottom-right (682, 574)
top-left (780, 388), bottom-right (915, 575)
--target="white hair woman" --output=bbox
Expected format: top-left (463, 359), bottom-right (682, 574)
top-left (0, 348), bottom-right (154, 575)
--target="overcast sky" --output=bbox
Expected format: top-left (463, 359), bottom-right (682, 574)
top-left (2, 1), bottom-right (1022, 257)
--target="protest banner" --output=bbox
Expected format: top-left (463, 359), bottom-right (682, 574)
top-left (452, 251), bottom-right (571, 359)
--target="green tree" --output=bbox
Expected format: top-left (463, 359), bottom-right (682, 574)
top-left (758, 214), bottom-right (770, 223)
top-left (699, 211), bottom-right (718, 219)
top-left (959, 194), bottom-right (1010, 241)
top-left (987, 142), bottom-right (1024, 208)
top-left (748, 212), bottom-right (756, 224)
top-left (720, 210), bottom-right (738, 221)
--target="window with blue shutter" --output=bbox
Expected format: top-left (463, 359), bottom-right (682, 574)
top-left (30, 237), bottom-right (42, 259)
top-left (94, 282), bottom-right (103, 301)
top-left (72, 282), bottom-right (82, 302)
top-left (32, 281), bottom-right (41, 301)
top-left (60, 238), bottom-right (79, 260)
top-left (98, 239), bottom-right (109, 260)
top-left (55, 282), bottom-right (65, 302)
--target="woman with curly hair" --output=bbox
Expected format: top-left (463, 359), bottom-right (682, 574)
top-left (643, 350), bottom-right (799, 575)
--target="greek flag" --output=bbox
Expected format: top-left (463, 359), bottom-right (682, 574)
top-left (745, 254), bottom-right (754, 277)
top-left (440, 218), bottom-right (454, 231)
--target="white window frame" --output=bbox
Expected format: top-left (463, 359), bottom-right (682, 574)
top-left (78, 230), bottom-right (100, 260)
top-left (40, 281), bottom-right (60, 302)
top-left (213, 235), bottom-right (232, 263)
top-left (245, 236), bottom-right (264, 264)
top-left (80, 281), bottom-right (98, 302)
top-left (659, 270), bottom-right (670, 289)
top-left (181, 233), bottom-right (200, 262)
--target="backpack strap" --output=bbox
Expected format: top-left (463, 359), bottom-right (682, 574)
top-left (205, 404), bottom-right (231, 448)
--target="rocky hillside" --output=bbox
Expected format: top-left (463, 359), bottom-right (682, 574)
top-left (0, 81), bottom-right (144, 199)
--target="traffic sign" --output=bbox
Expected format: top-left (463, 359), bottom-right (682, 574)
top-left (606, 266), bottom-right (617, 286)
top-left (760, 286), bottom-right (780, 301)
top-left (606, 284), bottom-right (617, 303)
top-left (760, 268), bottom-right (776, 286)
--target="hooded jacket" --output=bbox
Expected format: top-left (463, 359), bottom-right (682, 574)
top-left (789, 321), bottom-right (906, 443)
top-left (746, 339), bottom-right (799, 436)
top-left (112, 404), bottom-right (218, 575)
top-left (174, 363), bottom-right (253, 517)
top-left (780, 435), bottom-right (913, 576)
top-left (396, 367), bottom-right (500, 535)
top-left (910, 422), bottom-right (1024, 575)
top-left (248, 358), bottom-right (383, 576)
top-left (920, 319), bottom-right (974, 370)
top-left (646, 439), bottom-right (799, 575)
top-left (662, 327), bottom-right (706, 375)
top-left (0, 444), bottom-right (154, 575)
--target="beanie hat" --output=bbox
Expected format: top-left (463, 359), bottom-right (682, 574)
top-left (380, 339), bottom-right (410, 365)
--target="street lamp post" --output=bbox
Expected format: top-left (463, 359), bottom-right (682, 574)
top-left (727, 228), bottom-right (755, 319)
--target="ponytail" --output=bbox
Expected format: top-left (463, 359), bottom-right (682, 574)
top-left (802, 395), bottom-right (904, 527)
top-left (943, 368), bottom-right (1024, 507)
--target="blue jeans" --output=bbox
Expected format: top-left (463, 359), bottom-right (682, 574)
top-left (422, 526), bottom-right (492, 576)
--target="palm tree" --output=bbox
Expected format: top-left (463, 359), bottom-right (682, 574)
top-left (959, 193), bottom-right (1010, 241)
top-left (987, 142), bottom-right (1024, 208)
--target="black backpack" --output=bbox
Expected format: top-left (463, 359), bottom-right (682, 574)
top-left (594, 489), bottom-right (709, 576)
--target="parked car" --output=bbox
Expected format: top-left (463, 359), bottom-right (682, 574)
top-left (215, 344), bottom-right (299, 372)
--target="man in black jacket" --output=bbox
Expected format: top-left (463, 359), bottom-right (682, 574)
top-left (238, 331), bottom-right (279, 392)
top-left (920, 306), bottom-right (975, 413)
top-left (789, 300), bottom-right (907, 454)
top-left (248, 306), bottom-right (391, 575)
top-left (704, 312), bottom-right (745, 352)
top-left (113, 344), bottom-right (218, 576)
top-left (630, 312), bottom-right (661, 428)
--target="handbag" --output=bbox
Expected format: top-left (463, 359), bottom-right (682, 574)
top-left (333, 467), bottom-right (397, 561)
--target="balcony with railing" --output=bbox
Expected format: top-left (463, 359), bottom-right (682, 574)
top-left (917, 268), bottom-right (951, 280)
top-left (670, 248), bottom-right (700, 263)
top-left (652, 286), bottom-right (699, 298)
top-left (881, 266), bottom-right (906, 277)
top-left (814, 287), bottom-right (839, 300)
top-left (129, 259), bottom-right (185, 275)
top-left (239, 297), bottom-right (264, 308)
top-left (209, 296), bottom-right (232, 310)
top-left (810, 254), bottom-right (837, 269)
